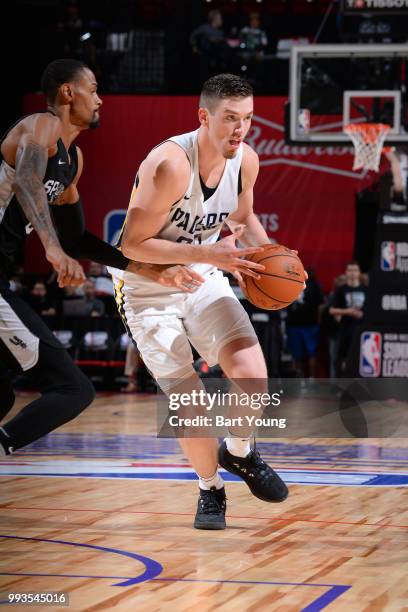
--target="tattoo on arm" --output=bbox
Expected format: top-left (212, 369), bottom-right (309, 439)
top-left (13, 141), bottom-right (60, 250)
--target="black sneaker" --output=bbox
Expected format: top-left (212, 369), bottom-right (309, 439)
top-left (194, 486), bottom-right (227, 530)
top-left (218, 441), bottom-right (288, 503)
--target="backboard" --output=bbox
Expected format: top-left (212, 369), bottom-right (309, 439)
top-left (287, 44), bottom-right (408, 147)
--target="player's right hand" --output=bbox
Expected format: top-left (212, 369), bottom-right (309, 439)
top-left (45, 245), bottom-right (86, 287)
top-left (201, 226), bottom-right (265, 278)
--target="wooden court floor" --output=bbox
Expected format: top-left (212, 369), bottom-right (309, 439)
top-left (1, 393), bottom-right (408, 611)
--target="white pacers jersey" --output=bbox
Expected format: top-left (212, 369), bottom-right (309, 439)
top-left (110, 128), bottom-right (243, 294)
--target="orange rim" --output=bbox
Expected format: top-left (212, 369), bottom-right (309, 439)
top-left (344, 123), bottom-right (391, 144)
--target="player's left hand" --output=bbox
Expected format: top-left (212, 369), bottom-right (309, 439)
top-left (156, 265), bottom-right (205, 292)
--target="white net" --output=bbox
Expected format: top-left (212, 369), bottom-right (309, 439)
top-left (344, 123), bottom-right (391, 172)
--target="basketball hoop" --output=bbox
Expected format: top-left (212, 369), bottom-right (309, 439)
top-left (344, 123), bottom-right (391, 172)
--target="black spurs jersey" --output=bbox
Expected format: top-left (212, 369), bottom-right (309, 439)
top-left (0, 112), bottom-right (78, 277)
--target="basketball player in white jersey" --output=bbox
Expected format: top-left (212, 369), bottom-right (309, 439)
top-left (110, 74), bottom-right (288, 529)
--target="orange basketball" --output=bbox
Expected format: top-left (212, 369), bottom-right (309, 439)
top-left (241, 244), bottom-right (306, 310)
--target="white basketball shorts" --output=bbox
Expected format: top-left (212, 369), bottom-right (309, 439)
top-left (113, 269), bottom-right (258, 380)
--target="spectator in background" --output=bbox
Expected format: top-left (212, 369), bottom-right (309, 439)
top-left (62, 279), bottom-right (105, 317)
top-left (320, 273), bottom-right (346, 378)
top-left (56, 1), bottom-right (84, 58)
top-left (360, 272), bottom-right (369, 287)
top-left (88, 262), bottom-right (114, 296)
top-left (25, 281), bottom-right (56, 317)
top-left (239, 13), bottom-right (268, 54)
top-left (329, 262), bottom-right (367, 376)
top-left (285, 269), bottom-right (324, 379)
top-left (238, 13), bottom-right (268, 86)
top-left (83, 278), bottom-right (105, 317)
top-left (55, 1), bottom-right (100, 78)
top-left (62, 285), bottom-right (85, 317)
top-left (190, 10), bottom-right (231, 78)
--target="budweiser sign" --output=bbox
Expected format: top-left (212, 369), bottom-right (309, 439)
top-left (247, 115), bottom-right (367, 179)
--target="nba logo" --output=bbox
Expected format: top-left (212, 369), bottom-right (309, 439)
top-left (104, 210), bottom-right (126, 245)
top-left (298, 109), bottom-right (310, 134)
top-left (359, 332), bottom-right (382, 377)
top-left (381, 241), bottom-right (396, 271)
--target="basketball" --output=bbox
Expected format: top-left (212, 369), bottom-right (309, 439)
top-left (241, 244), bottom-right (306, 310)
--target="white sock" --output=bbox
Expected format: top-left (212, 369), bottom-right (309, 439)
top-left (226, 437), bottom-right (251, 458)
top-left (198, 470), bottom-right (224, 491)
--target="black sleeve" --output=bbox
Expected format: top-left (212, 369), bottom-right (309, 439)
top-left (78, 230), bottom-right (131, 270)
top-left (51, 201), bottom-right (85, 257)
top-left (51, 201), bottom-right (131, 271)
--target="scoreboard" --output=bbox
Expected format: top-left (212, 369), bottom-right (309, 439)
top-left (342, 0), bottom-right (408, 13)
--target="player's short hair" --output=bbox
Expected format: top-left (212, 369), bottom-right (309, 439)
top-left (41, 58), bottom-right (87, 103)
top-left (199, 74), bottom-right (253, 113)
top-left (346, 260), bottom-right (360, 269)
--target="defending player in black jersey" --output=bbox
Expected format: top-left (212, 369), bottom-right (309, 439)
top-left (0, 58), bottom-right (203, 455)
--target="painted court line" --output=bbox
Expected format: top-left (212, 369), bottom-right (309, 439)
top-left (0, 535), bottom-right (352, 611)
top-left (0, 572), bottom-right (351, 611)
top-left (0, 535), bottom-right (162, 587)
top-left (2, 505), bottom-right (408, 529)
top-left (2, 462), bottom-right (408, 486)
top-left (154, 578), bottom-right (351, 612)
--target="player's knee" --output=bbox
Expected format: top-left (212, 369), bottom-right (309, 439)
top-left (228, 363), bottom-right (268, 379)
top-left (54, 369), bottom-right (95, 419)
top-left (77, 373), bottom-right (95, 409)
top-left (0, 378), bottom-right (15, 420)
top-left (70, 371), bottom-right (95, 413)
top-left (219, 338), bottom-right (268, 379)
